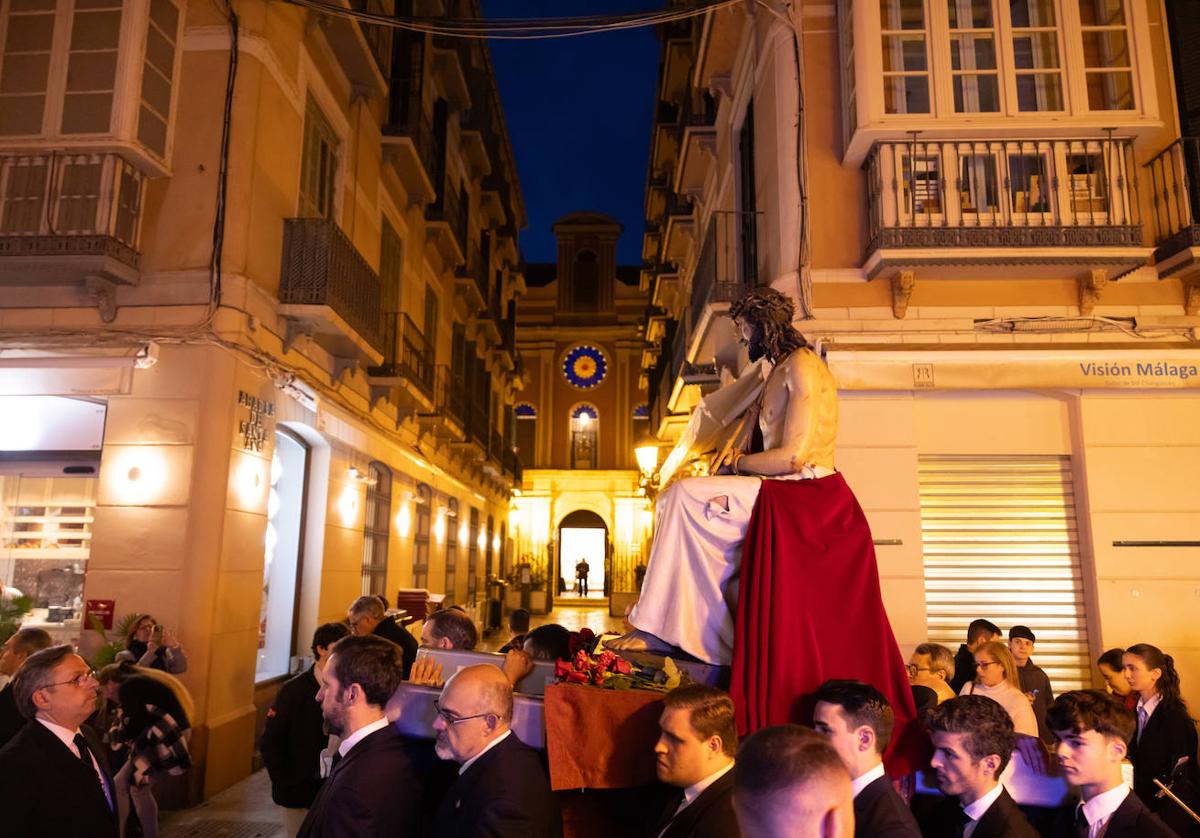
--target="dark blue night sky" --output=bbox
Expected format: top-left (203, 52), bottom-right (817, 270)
top-left (482, 1), bottom-right (660, 266)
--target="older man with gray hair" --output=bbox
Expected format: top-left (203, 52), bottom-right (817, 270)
top-left (431, 664), bottom-right (560, 837)
top-left (0, 644), bottom-right (117, 837)
top-left (347, 595), bottom-right (417, 679)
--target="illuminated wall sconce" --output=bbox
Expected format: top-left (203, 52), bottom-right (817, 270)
top-left (396, 498), bottom-right (412, 539)
top-left (235, 456), bottom-right (265, 507)
top-left (433, 508), bottom-right (447, 544)
top-left (477, 529), bottom-right (487, 552)
top-left (492, 534), bottom-right (501, 553)
top-left (114, 448), bottom-right (168, 505)
top-left (347, 466), bottom-right (378, 486)
top-left (459, 520), bottom-right (469, 546)
top-left (338, 485), bottom-right (359, 526)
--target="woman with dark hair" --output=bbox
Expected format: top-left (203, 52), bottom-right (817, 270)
top-left (116, 614), bottom-right (188, 674)
top-left (1097, 647), bottom-right (1137, 708)
top-left (1124, 643), bottom-right (1200, 835)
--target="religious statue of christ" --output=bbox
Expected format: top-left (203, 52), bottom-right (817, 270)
top-left (607, 287), bottom-right (839, 666)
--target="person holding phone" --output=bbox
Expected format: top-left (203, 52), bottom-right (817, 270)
top-left (116, 615), bottom-right (188, 674)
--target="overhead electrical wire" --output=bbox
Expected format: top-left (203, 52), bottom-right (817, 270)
top-left (279, 0), bottom-right (745, 39)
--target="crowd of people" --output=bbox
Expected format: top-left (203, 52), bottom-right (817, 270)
top-left (0, 599), bottom-right (1197, 838)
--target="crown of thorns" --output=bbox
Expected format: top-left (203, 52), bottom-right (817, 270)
top-left (727, 288), bottom-right (796, 325)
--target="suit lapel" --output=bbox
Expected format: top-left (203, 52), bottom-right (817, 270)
top-left (972, 788), bottom-right (1013, 838)
top-left (663, 769), bottom-right (734, 838)
top-left (30, 721), bottom-right (115, 822)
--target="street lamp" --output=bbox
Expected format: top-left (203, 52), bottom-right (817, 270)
top-left (634, 440), bottom-right (659, 479)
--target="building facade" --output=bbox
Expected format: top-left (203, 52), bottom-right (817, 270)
top-left (0, 0), bottom-right (523, 800)
top-left (642, 1), bottom-right (1200, 699)
top-left (510, 213), bottom-right (652, 616)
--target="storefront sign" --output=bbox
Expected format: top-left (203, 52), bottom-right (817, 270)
top-left (84, 599), bottom-right (115, 630)
top-left (829, 350), bottom-right (1200, 391)
top-left (237, 390), bottom-right (275, 452)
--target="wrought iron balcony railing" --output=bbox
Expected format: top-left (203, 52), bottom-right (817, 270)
top-left (1145, 137), bottom-right (1200, 261)
top-left (865, 136), bottom-right (1142, 253)
top-left (375, 312), bottom-right (434, 396)
top-left (0, 152), bottom-right (145, 273)
top-left (280, 218), bottom-right (385, 354)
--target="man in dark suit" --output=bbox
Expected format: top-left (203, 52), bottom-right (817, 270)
top-left (813, 680), bottom-right (920, 837)
top-left (950, 619), bottom-right (1001, 695)
top-left (261, 621), bottom-right (348, 836)
top-left (297, 635), bottom-right (420, 838)
top-left (348, 594), bottom-right (418, 679)
top-left (1009, 625), bottom-right (1055, 746)
top-left (0, 644), bottom-right (117, 838)
top-left (432, 664), bottom-right (561, 837)
top-left (648, 683), bottom-right (740, 838)
top-left (920, 695), bottom-right (1039, 837)
top-left (0, 626), bottom-right (52, 747)
top-left (1047, 690), bottom-right (1176, 837)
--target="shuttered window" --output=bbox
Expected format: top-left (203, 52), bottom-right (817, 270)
top-left (919, 455), bottom-right (1091, 693)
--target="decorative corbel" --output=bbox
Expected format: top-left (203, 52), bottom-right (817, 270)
top-left (282, 318), bottom-right (315, 355)
top-left (1185, 280), bottom-right (1200, 317)
top-left (84, 276), bottom-right (118, 323)
top-left (891, 270), bottom-right (915, 319)
top-left (1078, 268), bottom-right (1109, 316)
top-left (331, 356), bottom-right (359, 384)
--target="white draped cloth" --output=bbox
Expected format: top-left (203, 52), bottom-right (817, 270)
top-left (628, 474), bottom-right (764, 666)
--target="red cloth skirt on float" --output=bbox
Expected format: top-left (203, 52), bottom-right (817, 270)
top-left (730, 473), bottom-right (925, 777)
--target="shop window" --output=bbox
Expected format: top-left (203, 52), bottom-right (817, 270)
top-left (360, 462), bottom-right (391, 598)
top-left (413, 483), bottom-right (431, 588)
top-left (259, 428), bottom-right (310, 682)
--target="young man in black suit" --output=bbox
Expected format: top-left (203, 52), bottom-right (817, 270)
top-left (348, 594), bottom-right (418, 679)
top-left (297, 635), bottom-right (420, 838)
top-left (0, 626), bottom-right (52, 747)
top-left (260, 621), bottom-right (348, 836)
top-left (432, 664), bottom-right (561, 837)
top-left (1048, 689), bottom-right (1177, 837)
top-left (812, 680), bottom-right (921, 838)
top-left (0, 644), bottom-right (117, 838)
top-left (649, 683), bottom-right (740, 838)
top-left (921, 695), bottom-right (1039, 838)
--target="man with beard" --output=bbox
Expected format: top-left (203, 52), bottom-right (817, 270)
top-left (431, 665), bottom-right (560, 837)
top-left (297, 635), bottom-right (418, 838)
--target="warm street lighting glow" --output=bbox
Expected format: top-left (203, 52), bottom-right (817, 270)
top-left (433, 508), bottom-right (447, 544)
top-left (396, 500), bottom-right (412, 538)
top-left (635, 442), bottom-right (659, 476)
top-left (338, 486), bottom-right (359, 525)
top-left (113, 448), bottom-right (168, 505)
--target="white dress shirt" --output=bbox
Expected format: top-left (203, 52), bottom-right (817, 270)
top-left (36, 718), bottom-right (113, 809)
top-left (1136, 692), bottom-right (1162, 742)
top-left (961, 782), bottom-right (1006, 838)
top-left (1078, 782), bottom-right (1131, 838)
top-left (852, 762), bottom-right (887, 799)
top-left (460, 728), bottom-right (512, 775)
top-left (337, 716), bottom-right (390, 758)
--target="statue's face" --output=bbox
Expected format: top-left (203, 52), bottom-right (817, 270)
top-left (734, 317), bottom-right (767, 362)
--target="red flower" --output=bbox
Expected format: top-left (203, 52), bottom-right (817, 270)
top-left (614, 658), bottom-right (632, 675)
top-left (555, 659), bottom-right (573, 679)
top-left (565, 669), bottom-right (588, 684)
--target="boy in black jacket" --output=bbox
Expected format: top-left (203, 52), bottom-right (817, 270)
top-left (260, 622), bottom-right (348, 836)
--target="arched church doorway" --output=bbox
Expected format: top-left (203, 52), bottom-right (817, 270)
top-left (556, 509), bottom-right (607, 602)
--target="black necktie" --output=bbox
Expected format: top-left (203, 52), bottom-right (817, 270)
top-left (1074, 805), bottom-right (1090, 838)
top-left (956, 806), bottom-right (973, 838)
top-left (73, 733), bottom-right (112, 811)
top-left (331, 749), bottom-right (343, 771)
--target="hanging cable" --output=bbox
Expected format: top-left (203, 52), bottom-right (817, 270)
top-left (209, 0), bottom-right (239, 311)
top-left (278, 0), bottom-right (743, 40)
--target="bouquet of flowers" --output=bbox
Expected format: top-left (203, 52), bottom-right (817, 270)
top-left (554, 647), bottom-right (685, 692)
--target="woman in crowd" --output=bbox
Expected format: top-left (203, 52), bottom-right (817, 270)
top-left (960, 640), bottom-right (1039, 737)
top-left (98, 662), bottom-right (194, 838)
top-left (116, 614), bottom-right (189, 674)
top-left (1124, 643), bottom-right (1200, 836)
top-left (1097, 647), bottom-right (1137, 708)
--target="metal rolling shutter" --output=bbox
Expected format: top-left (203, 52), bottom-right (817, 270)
top-left (919, 455), bottom-right (1091, 693)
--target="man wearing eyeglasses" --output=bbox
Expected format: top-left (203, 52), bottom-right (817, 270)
top-left (297, 635), bottom-right (419, 838)
top-left (0, 644), bottom-right (117, 838)
top-left (431, 664), bottom-right (561, 837)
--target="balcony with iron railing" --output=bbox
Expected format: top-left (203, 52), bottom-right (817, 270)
top-left (418, 364), bottom-right (467, 440)
top-left (863, 135), bottom-right (1148, 280)
top-left (368, 312), bottom-right (435, 405)
top-left (663, 191), bottom-right (696, 263)
top-left (279, 217), bottom-right (386, 364)
top-left (426, 173), bottom-right (468, 265)
top-left (455, 239), bottom-right (487, 310)
top-left (0, 152), bottom-right (145, 287)
top-left (383, 30), bottom-right (438, 202)
top-left (1146, 137), bottom-right (1200, 281)
top-left (676, 89), bottom-right (717, 196)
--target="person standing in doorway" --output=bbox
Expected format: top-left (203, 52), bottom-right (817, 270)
top-left (576, 559), bottom-right (590, 597)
